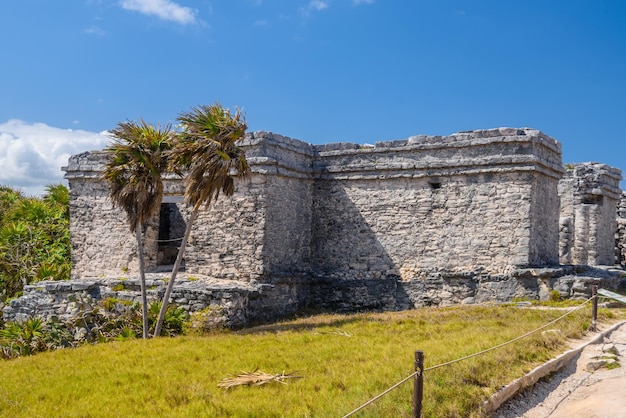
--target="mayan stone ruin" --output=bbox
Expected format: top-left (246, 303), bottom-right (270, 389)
top-left (4, 128), bottom-right (626, 325)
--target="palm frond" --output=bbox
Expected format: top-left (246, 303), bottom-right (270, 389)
top-left (102, 119), bottom-right (176, 232)
top-left (172, 103), bottom-right (250, 210)
top-left (218, 370), bottom-right (302, 389)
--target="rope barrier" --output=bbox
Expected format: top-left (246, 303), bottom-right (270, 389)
top-left (425, 297), bottom-right (593, 372)
top-left (341, 370), bottom-right (421, 417)
top-left (342, 297), bottom-right (595, 417)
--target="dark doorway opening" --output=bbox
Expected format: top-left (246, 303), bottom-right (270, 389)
top-left (158, 203), bottom-right (186, 267)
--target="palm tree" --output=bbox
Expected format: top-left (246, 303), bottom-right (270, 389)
top-left (153, 103), bottom-right (250, 337)
top-left (102, 120), bottom-right (174, 339)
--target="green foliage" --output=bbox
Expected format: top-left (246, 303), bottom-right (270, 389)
top-left (0, 185), bottom-right (71, 302)
top-left (111, 283), bottom-right (126, 292)
top-left (102, 297), bottom-right (132, 312)
top-left (0, 318), bottom-right (47, 358)
top-left (184, 305), bottom-right (226, 335)
top-left (550, 289), bottom-right (563, 302)
top-left (0, 297), bottom-right (189, 359)
top-left (148, 301), bottom-right (188, 336)
top-left (102, 120), bottom-right (175, 233)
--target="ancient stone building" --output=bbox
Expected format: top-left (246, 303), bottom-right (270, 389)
top-left (62, 127), bottom-right (582, 311)
top-left (66, 127), bottom-right (568, 277)
top-left (5, 128), bottom-right (624, 326)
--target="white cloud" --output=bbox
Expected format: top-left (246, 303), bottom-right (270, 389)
top-left (299, 0), bottom-right (329, 16)
top-left (120, 0), bottom-right (198, 25)
top-left (310, 1), bottom-right (329, 10)
top-left (84, 26), bottom-right (107, 36)
top-left (0, 120), bottom-right (111, 196)
top-left (252, 19), bottom-right (270, 28)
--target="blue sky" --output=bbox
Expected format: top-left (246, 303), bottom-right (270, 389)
top-left (1, 0), bottom-right (625, 195)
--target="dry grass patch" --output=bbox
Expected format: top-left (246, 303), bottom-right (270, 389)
top-left (218, 370), bottom-right (302, 388)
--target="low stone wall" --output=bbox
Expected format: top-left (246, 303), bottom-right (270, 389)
top-left (6, 267), bottom-right (624, 328)
top-left (8, 209), bottom-right (624, 329)
top-left (1, 274), bottom-right (301, 328)
top-left (305, 267), bottom-right (626, 312)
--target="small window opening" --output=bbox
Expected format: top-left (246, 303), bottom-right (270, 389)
top-left (429, 180), bottom-right (442, 190)
top-left (581, 195), bottom-right (603, 205)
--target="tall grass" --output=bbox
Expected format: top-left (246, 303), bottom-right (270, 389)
top-left (0, 304), bottom-right (620, 417)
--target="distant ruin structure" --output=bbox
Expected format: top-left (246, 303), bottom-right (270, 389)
top-left (558, 163), bottom-right (622, 266)
top-left (617, 192), bottom-right (626, 268)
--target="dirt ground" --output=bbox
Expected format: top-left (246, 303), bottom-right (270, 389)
top-left (495, 322), bottom-right (626, 417)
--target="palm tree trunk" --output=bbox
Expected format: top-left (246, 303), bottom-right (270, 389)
top-left (153, 208), bottom-right (198, 337)
top-left (135, 227), bottom-right (150, 339)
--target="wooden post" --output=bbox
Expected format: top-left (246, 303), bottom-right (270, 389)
top-left (592, 285), bottom-right (598, 332)
top-left (413, 351), bottom-right (424, 418)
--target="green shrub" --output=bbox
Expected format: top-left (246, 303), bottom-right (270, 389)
top-left (184, 305), bottom-right (226, 335)
top-left (549, 290), bottom-right (562, 302)
top-left (0, 318), bottom-right (47, 359)
top-left (0, 294), bottom-right (192, 360)
top-left (0, 185), bottom-right (71, 303)
top-left (101, 297), bottom-right (132, 312)
top-left (148, 301), bottom-right (188, 336)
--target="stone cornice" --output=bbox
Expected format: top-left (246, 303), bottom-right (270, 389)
top-left (64, 128), bottom-right (567, 182)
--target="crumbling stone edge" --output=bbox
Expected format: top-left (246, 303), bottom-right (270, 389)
top-left (482, 319), bottom-right (626, 414)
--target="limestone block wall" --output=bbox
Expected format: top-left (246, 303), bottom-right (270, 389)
top-left (558, 163), bottom-right (622, 266)
top-left (183, 176), bottom-right (268, 280)
top-left (311, 128), bottom-right (564, 278)
top-left (184, 132), bottom-right (315, 282)
top-left (530, 172), bottom-right (562, 266)
top-left (64, 152), bottom-right (160, 278)
top-left (617, 192), bottom-right (626, 267)
top-left (246, 133), bottom-right (315, 277)
top-left (312, 175), bottom-right (533, 278)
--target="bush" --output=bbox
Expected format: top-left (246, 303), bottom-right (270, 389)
top-left (184, 305), bottom-right (227, 335)
top-left (0, 297), bottom-right (189, 359)
top-left (0, 185), bottom-right (71, 303)
top-left (550, 290), bottom-right (563, 302)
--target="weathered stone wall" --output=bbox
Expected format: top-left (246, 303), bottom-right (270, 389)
top-left (310, 128), bottom-right (564, 280)
top-left (617, 192), bottom-right (626, 267)
top-left (558, 163), bottom-right (622, 266)
top-left (311, 175), bottom-right (535, 278)
top-left (1, 275), bottom-right (275, 328)
top-left (65, 129), bottom-right (565, 282)
top-left (183, 176), bottom-right (268, 281)
top-left (6, 266), bottom-right (626, 326)
top-left (65, 152), bottom-right (160, 278)
top-left (185, 132), bottom-right (315, 285)
top-left (247, 133), bottom-right (314, 277)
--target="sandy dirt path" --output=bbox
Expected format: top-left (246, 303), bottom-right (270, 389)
top-left (495, 322), bottom-right (626, 417)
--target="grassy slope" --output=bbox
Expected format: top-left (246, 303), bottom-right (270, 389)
top-left (0, 305), bottom-right (620, 418)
